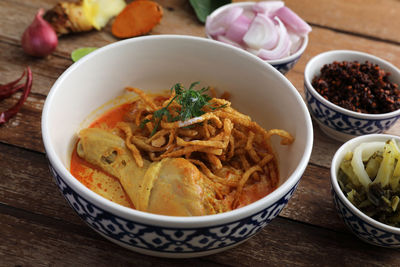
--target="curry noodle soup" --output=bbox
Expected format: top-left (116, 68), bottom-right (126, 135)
top-left (70, 83), bottom-right (294, 216)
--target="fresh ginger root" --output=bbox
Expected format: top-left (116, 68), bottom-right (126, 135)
top-left (44, 0), bottom-right (126, 35)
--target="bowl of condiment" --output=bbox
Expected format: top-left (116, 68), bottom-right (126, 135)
top-left (331, 134), bottom-right (400, 247)
top-left (205, 1), bottom-right (311, 74)
top-left (42, 35), bottom-right (313, 257)
top-left (304, 50), bottom-right (400, 142)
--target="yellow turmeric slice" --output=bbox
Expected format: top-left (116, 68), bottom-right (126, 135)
top-left (112, 0), bottom-right (163, 38)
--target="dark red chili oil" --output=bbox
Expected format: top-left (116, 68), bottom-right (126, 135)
top-left (311, 61), bottom-right (400, 114)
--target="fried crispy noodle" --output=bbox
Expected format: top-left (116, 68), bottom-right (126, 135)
top-left (176, 136), bottom-right (225, 148)
top-left (126, 87), bottom-right (158, 111)
top-left (233, 165), bottom-right (263, 208)
top-left (161, 113), bottom-right (223, 129)
top-left (123, 82), bottom-right (294, 208)
top-left (75, 85), bottom-right (294, 215)
top-left (116, 122), bottom-right (143, 167)
top-left (267, 129), bottom-right (295, 145)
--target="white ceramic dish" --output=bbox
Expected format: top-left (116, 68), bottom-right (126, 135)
top-left (304, 50), bottom-right (400, 142)
top-left (205, 1), bottom-right (309, 74)
top-left (42, 35), bottom-right (313, 257)
top-left (331, 134), bottom-right (400, 247)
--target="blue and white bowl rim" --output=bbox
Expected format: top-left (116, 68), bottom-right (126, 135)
top-left (304, 50), bottom-right (400, 120)
top-left (332, 190), bottom-right (400, 243)
top-left (305, 88), bottom-right (400, 122)
top-left (331, 133), bottom-right (400, 234)
top-left (41, 35), bottom-right (314, 228)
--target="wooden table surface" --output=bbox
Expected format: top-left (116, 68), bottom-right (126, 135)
top-left (1, 0), bottom-right (400, 266)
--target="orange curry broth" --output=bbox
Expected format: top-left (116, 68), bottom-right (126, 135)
top-left (70, 102), bottom-right (134, 208)
top-left (70, 95), bottom-right (277, 212)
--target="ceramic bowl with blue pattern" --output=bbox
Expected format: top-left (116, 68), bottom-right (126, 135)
top-left (331, 134), bottom-right (400, 248)
top-left (42, 35), bottom-right (313, 258)
top-left (205, 2), bottom-right (309, 75)
top-left (304, 50), bottom-right (400, 142)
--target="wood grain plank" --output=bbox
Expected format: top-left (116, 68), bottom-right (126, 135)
top-left (0, 211), bottom-right (221, 266)
top-left (0, 0), bottom-right (117, 55)
top-left (6, 0), bottom-right (400, 45)
top-left (280, 163), bottom-right (345, 231)
top-left (0, 142), bottom-right (81, 224)
top-left (0, 93), bottom-right (44, 152)
top-left (209, 216), bottom-right (400, 267)
top-left (0, 42), bottom-right (71, 95)
top-left (0, 0), bottom-right (204, 57)
top-left (237, 0), bottom-right (400, 44)
top-left (2, 0), bottom-right (400, 57)
top-left (2, 206), bottom-right (400, 266)
top-left (284, 0), bottom-right (400, 44)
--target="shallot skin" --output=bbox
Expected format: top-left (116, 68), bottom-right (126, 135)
top-left (21, 9), bottom-right (58, 57)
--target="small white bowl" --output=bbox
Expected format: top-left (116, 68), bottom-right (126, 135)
top-left (205, 1), bottom-right (309, 74)
top-left (304, 50), bottom-right (400, 142)
top-left (331, 134), bottom-right (400, 247)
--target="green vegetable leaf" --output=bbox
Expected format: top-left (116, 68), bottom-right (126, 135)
top-left (173, 83), bottom-right (210, 121)
top-left (189, 0), bottom-right (231, 23)
top-left (139, 118), bottom-right (151, 129)
top-left (71, 47), bottom-right (98, 62)
top-left (141, 82), bottom-right (227, 135)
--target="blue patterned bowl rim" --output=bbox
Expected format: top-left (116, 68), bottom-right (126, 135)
top-left (50, 159), bottom-right (301, 256)
top-left (304, 50), bottom-right (400, 119)
top-left (42, 35), bottom-right (314, 229)
top-left (205, 1), bottom-right (309, 66)
top-left (332, 187), bottom-right (400, 248)
top-left (331, 133), bottom-right (400, 234)
top-left (304, 86), bottom-right (400, 123)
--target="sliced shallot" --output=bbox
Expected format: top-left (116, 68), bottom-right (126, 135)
top-left (246, 47), bottom-right (259, 56)
top-left (274, 6), bottom-right (312, 36)
top-left (243, 14), bottom-right (278, 50)
top-left (253, 1), bottom-right (284, 16)
top-left (224, 14), bottom-right (252, 43)
top-left (287, 30), bottom-right (302, 54)
top-left (206, 6), bottom-right (243, 37)
top-left (206, 1), bottom-right (312, 61)
top-left (242, 10), bottom-right (256, 21)
top-left (217, 35), bottom-right (243, 48)
top-left (257, 17), bottom-right (291, 60)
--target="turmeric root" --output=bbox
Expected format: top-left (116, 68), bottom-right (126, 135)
top-left (44, 0), bottom-right (126, 35)
top-left (111, 0), bottom-right (163, 38)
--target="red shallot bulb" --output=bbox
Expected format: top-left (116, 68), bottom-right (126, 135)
top-left (21, 9), bottom-right (58, 57)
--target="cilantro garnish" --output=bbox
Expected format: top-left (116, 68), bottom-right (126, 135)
top-left (141, 82), bottom-right (226, 136)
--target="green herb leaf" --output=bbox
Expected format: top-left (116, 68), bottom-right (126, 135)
top-left (139, 118), bottom-right (151, 129)
top-left (173, 82), bottom-right (211, 121)
top-left (189, 0), bottom-right (231, 23)
top-left (71, 47), bottom-right (98, 62)
top-left (141, 82), bottom-right (227, 136)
